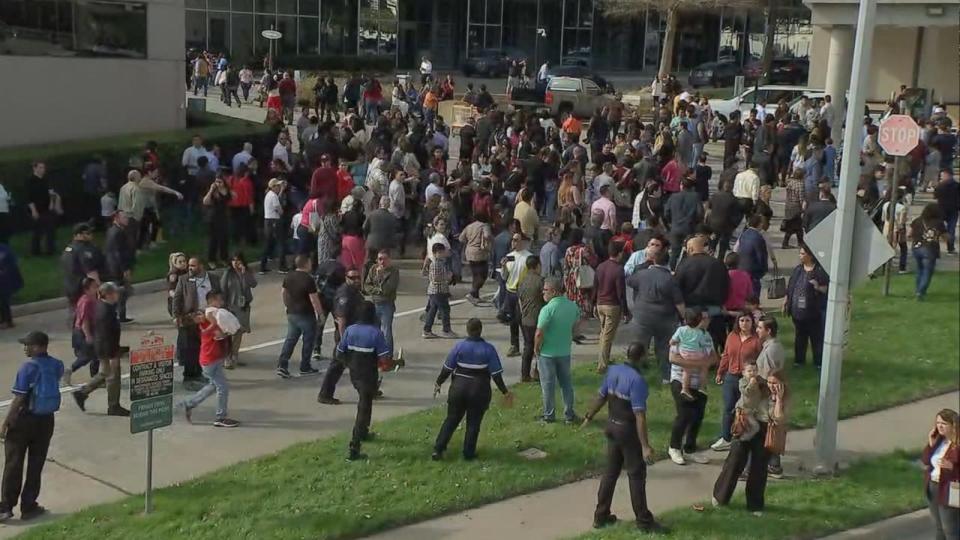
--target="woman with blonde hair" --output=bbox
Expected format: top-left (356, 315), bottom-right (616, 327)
top-left (167, 252), bottom-right (188, 316)
top-left (922, 408), bottom-right (960, 540)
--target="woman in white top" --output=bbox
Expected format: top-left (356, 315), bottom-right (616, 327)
top-left (922, 409), bottom-right (959, 540)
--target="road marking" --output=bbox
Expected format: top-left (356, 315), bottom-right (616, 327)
top-left (0, 293), bottom-right (494, 408)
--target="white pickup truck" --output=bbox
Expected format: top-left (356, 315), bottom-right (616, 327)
top-left (710, 85), bottom-right (824, 121)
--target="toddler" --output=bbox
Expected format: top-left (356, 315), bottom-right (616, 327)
top-left (732, 363), bottom-right (769, 441)
top-left (670, 309), bottom-right (714, 401)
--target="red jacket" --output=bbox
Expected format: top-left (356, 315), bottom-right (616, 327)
top-left (922, 437), bottom-right (960, 506)
top-left (309, 166), bottom-right (338, 203)
top-left (227, 175), bottom-right (254, 208)
top-left (336, 169), bottom-right (355, 202)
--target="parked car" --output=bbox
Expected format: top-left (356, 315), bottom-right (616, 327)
top-left (743, 57), bottom-right (810, 85)
top-left (462, 48), bottom-right (528, 77)
top-left (710, 85), bottom-right (824, 121)
top-left (688, 60), bottom-right (740, 88)
top-left (509, 76), bottom-right (618, 118)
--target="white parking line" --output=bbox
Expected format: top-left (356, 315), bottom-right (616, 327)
top-left (0, 293), bottom-right (494, 408)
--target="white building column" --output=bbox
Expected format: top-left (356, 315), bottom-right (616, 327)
top-left (823, 25), bottom-right (854, 145)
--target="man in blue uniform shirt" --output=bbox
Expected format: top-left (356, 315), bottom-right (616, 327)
top-left (581, 342), bottom-right (667, 534)
top-left (335, 301), bottom-right (391, 461)
top-left (432, 318), bottom-right (514, 461)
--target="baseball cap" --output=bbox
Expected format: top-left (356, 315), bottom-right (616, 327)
top-left (73, 222), bottom-right (94, 235)
top-left (268, 178), bottom-right (283, 189)
top-left (18, 331), bottom-right (49, 347)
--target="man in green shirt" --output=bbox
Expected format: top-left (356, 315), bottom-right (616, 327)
top-left (534, 277), bottom-right (581, 423)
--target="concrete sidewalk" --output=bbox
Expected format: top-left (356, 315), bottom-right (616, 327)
top-left (362, 392), bottom-right (959, 540)
top-left (817, 510), bottom-right (932, 540)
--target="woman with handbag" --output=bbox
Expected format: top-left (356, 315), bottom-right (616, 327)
top-left (561, 228), bottom-right (597, 340)
top-left (783, 245), bottom-right (829, 368)
top-left (922, 408), bottom-right (960, 540)
top-left (711, 361), bottom-right (787, 516)
top-left (909, 203), bottom-right (949, 301)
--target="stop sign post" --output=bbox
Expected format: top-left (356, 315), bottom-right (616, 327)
top-left (877, 114), bottom-right (920, 296)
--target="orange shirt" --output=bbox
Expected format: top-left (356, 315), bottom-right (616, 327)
top-left (562, 116), bottom-right (582, 134)
top-left (424, 91), bottom-right (439, 111)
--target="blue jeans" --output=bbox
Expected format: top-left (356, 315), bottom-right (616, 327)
top-left (375, 301), bottom-right (395, 354)
top-left (913, 247), bottom-right (937, 298)
top-left (945, 211), bottom-right (958, 253)
top-left (184, 359), bottom-right (229, 419)
top-left (70, 328), bottom-right (100, 376)
top-left (719, 372), bottom-right (741, 442)
top-left (544, 185), bottom-right (558, 225)
top-left (278, 313), bottom-right (317, 371)
top-left (691, 142), bottom-right (704, 169)
top-left (537, 355), bottom-right (576, 421)
top-left (424, 293), bottom-right (451, 333)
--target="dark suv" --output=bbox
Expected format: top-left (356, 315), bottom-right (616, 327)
top-left (744, 57), bottom-right (809, 85)
top-left (462, 49), bottom-right (527, 77)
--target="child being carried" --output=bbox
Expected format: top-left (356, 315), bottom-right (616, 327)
top-left (670, 308), bottom-right (715, 401)
top-left (732, 362), bottom-right (770, 441)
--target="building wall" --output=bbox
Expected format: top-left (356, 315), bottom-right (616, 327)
top-left (868, 26), bottom-right (920, 103)
top-left (0, 0), bottom-right (186, 149)
top-left (917, 26), bottom-right (960, 104)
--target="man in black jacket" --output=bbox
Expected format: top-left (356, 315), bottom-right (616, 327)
top-left (664, 177), bottom-right (704, 270)
top-left (104, 211), bottom-right (136, 324)
top-left (73, 282), bottom-right (128, 417)
top-left (674, 236), bottom-right (730, 348)
top-left (802, 182), bottom-right (837, 233)
top-left (706, 180), bottom-right (743, 260)
top-left (60, 223), bottom-right (103, 325)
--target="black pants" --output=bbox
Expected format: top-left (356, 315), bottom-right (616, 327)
top-left (349, 364), bottom-right (378, 453)
top-left (177, 324), bottom-right (202, 379)
top-left (504, 291), bottom-right (520, 349)
top-left (31, 213), bottom-right (56, 256)
top-left (140, 208), bottom-right (160, 248)
top-left (469, 261), bottom-right (488, 299)
top-left (230, 207), bottom-right (256, 246)
top-left (318, 323), bottom-right (345, 400)
top-left (0, 293), bottom-right (11, 326)
top-left (1, 413), bottom-right (54, 512)
top-left (669, 380), bottom-right (707, 452)
top-left (793, 314), bottom-right (825, 367)
top-left (433, 375), bottom-right (491, 458)
top-left (713, 422), bottom-right (771, 511)
top-left (207, 219), bottom-right (229, 264)
top-left (711, 231), bottom-right (733, 261)
top-left (260, 219), bottom-right (288, 272)
top-left (521, 325), bottom-right (537, 379)
top-left (595, 420), bottom-right (655, 526)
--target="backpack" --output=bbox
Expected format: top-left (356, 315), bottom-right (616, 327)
top-left (27, 358), bottom-right (61, 415)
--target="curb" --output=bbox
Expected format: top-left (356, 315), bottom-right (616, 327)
top-left (12, 258), bottom-right (429, 317)
top-left (816, 509), bottom-right (929, 540)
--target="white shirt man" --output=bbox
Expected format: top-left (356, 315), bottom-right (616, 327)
top-left (264, 184), bottom-right (283, 220)
top-left (733, 167), bottom-right (761, 202)
top-left (537, 62), bottom-right (549, 83)
top-left (181, 139), bottom-right (206, 176)
top-left (388, 175), bottom-right (406, 219)
top-left (272, 134), bottom-right (291, 169)
top-left (232, 143), bottom-right (253, 172)
top-left (419, 58), bottom-right (433, 78)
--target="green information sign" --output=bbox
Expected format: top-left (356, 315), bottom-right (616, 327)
top-left (130, 334), bottom-right (175, 435)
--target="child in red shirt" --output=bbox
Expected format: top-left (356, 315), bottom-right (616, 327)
top-left (180, 291), bottom-right (238, 427)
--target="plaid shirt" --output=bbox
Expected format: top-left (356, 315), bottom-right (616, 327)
top-left (426, 258), bottom-right (451, 295)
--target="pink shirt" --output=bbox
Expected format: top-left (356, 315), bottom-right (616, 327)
top-left (590, 197), bottom-right (617, 231)
top-left (725, 269), bottom-right (753, 311)
top-left (661, 160), bottom-right (681, 193)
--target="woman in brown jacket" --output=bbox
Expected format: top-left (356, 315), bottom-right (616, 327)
top-left (922, 408), bottom-right (960, 540)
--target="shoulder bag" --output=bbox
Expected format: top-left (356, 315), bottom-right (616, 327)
top-left (575, 247), bottom-right (595, 289)
top-left (763, 419), bottom-right (787, 455)
top-left (766, 263), bottom-right (787, 300)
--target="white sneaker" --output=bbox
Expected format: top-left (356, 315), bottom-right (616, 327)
top-left (686, 452), bottom-right (710, 464)
top-left (710, 437), bottom-right (731, 452)
top-left (61, 368), bottom-right (73, 387)
top-left (668, 447), bottom-right (686, 465)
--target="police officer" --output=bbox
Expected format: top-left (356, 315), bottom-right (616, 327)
top-left (431, 318), bottom-right (514, 461)
top-left (60, 223), bottom-right (103, 324)
top-left (334, 301), bottom-right (391, 461)
top-left (581, 342), bottom-right (667, 534)
top-left (317, 268), bottom-right (364, 404)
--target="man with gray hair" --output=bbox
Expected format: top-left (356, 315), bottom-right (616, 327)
top-left (534, 276), bottom-right (581, 423)
top-left (231, 142), bottom-right (254, 173)
top-left (73, 282), bottom-right (128, 416)
top-left (363, 196), bottom-right (399, 275)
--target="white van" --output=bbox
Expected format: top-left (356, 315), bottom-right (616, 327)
top-left (710, 85), bottom-right (824, 121)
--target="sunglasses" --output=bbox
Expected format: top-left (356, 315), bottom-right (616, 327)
top-left (346, 275), bottom-right (360, 280)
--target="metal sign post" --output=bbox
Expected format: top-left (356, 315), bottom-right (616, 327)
top-left (883, 158), bottom-right (902, 296)
top-left (813, 0), bottom-right (877, 476)
top-left (261, 29), bottom-right (283, 72)
top-left (130, 333), bottom-right (175, 514)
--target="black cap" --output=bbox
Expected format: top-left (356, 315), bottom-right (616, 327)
top-left (18, 331), bottom-right (49, 347)
top-left (73, 222), bottom-right (93, 235)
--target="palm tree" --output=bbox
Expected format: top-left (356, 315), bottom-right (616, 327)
top-left (600, 0), bottom-right (763, 79)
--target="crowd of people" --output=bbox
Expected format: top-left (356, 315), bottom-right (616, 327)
top-left (0, 61), bottom-right (956, 529)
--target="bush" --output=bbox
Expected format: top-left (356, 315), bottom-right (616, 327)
top-left (0, 113), bottom-right (275, 233)
top-left (274, 54), bottom-right (395, 73)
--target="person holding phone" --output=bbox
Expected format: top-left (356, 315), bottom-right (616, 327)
top-left (431, 318), bottom-right (513, 462)
top-left (922, 408), bottom-right (960, 540)
top-left (581, 342), bottom-right (665, 533)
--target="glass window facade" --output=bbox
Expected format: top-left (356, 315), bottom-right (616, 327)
top-left (182, 0), bottom-right (813, 71)
top-left (1, 0), bottom-right (148, 59)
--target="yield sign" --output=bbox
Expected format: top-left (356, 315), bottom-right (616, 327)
top-left (877, 114), bottom-right (921, 156)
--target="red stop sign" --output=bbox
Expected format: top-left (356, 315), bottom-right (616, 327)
top-left (878, 114), bottom-right (921, 156)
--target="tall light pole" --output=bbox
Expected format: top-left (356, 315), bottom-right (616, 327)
top-left (813, 0), bottom-right (878, 475)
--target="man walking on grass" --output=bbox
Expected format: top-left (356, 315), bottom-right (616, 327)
top-left (535, 277), bottom-right (581, 424)
top-left (593, 241), bottom-right (631, 373)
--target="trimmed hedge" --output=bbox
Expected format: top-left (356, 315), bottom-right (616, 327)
top-left (275, 54), bottom-right (394, 73)
top-left (0, 113), bottom-right (275, 232)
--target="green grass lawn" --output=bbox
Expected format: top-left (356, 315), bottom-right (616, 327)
top-left (574, 451), bottom-right (926, 540)
top-left (19, 274), bottom-right (959, 539)
top-left (9, 224), bottom-right (264, 305)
